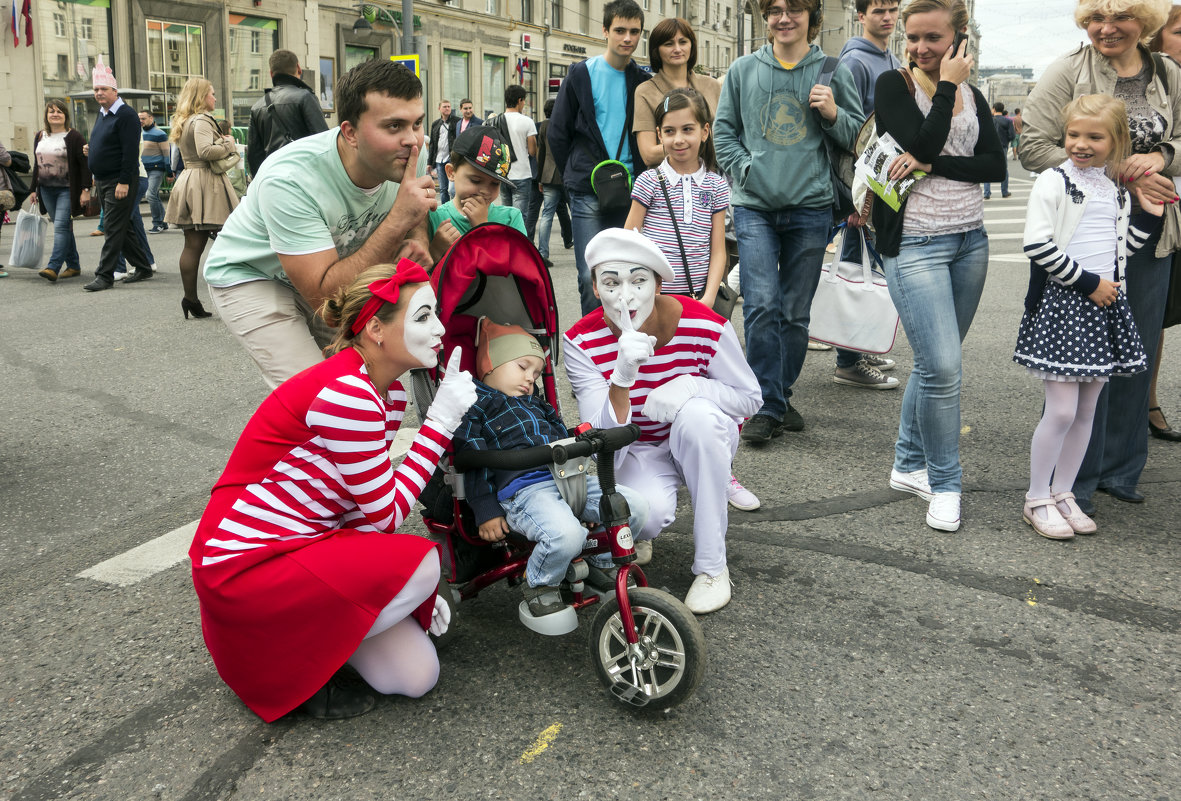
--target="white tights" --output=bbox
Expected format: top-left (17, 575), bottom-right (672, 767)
top-left (1028, 379), bottom-right (1106, 504)
top-left (347, 554), bottom-right (441, 697)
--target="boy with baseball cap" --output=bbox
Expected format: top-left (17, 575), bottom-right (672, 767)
top-left (428, 126), bottom-right (526, 260)
top-left (452, 318), bottom-right (649, 617)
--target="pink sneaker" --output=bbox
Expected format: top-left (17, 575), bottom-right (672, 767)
top-left (727, 475), bottom-right (760, 511)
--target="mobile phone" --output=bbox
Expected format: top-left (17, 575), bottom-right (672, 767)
top-left (951, 30), bottom-right (968, 56)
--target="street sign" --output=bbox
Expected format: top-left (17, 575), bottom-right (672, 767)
top-left (390, 54), bottom-right (420, 77)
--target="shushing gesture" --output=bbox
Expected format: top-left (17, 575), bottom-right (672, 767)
top-left (424, 347), bottom-right (477, 433)
top-left (610, 305), bottom-right (657, 388)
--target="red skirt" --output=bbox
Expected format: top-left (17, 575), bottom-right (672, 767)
top-left (191, 501), bottom-right (438, 722)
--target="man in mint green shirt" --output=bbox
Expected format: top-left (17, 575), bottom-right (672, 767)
top-left (427, 125), bottom-right (526, 259)
top-left (204, 59), bottom-right (437, 389)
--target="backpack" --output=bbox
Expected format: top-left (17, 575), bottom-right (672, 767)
top-left (490, 112), bottom-right (519, 163)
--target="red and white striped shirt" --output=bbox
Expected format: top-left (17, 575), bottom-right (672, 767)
top-left (193, 348), bottom-right (449, 570)
top-left (563, 296), bottom-right (761, 442)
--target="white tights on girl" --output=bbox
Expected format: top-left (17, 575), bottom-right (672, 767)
top-left (1028, 379), bottom-right (1106, 511)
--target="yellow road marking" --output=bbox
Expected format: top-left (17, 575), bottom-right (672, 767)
top-left (519, 723), bottom-right (562, 764)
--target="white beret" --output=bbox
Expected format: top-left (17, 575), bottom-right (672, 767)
top-left (584, 227), bottom-right (675, 284)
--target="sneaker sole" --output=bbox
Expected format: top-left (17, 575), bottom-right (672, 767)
top-left (890, 477), bottom-right (934, 502)
top-left (833, 376), bottom-right (900, 390)
top-left (926, 512), bottom-right (961, 532)
top-left (727, 497), bottom-right (761, 511)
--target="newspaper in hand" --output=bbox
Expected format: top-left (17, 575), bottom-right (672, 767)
top-left (853, 131), bottom-right (926, 212)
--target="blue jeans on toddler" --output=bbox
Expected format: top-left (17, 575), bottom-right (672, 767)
top-left (38, 184), bottom-right (80, 274)
top-left (883, 227), bottom-right (989, 493)
top-left (502, 477), bottom-right (649, 588)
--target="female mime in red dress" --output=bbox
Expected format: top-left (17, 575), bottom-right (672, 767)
top-left (190, 260), bottom-right (477, 721)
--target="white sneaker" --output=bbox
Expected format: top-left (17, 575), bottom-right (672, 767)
top-left (113, 269), bottom-right (127, 281)
top-left (684, 567), bottom-right (731, 614)
top-left (150, 262), bottom-right (158, 273)
top-left (807, 339), bottom-right (833, 351)
top-left (633, 539), bottom-right (653, 566)
top-left (726, 475), bottom-right (760, 511)
top-left (889, 468), bottom-right (934, 501)
top-left (926, 492), bottom-right (962, 532)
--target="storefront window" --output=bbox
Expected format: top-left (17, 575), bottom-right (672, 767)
top-left (443, 50), bottom-right (470, 111)
top-left (345, 44), bottom-right (379, 73)
top-left (228, 14), bottom-right (280, 125)
top-left (482, 54), bottom-right (506, 118)
top-left (146, 19), bottom-right (205, 119)
top-left (38, 0), bottom-right (114, 136)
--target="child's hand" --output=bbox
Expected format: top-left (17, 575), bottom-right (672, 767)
top-left (1089, 278), bottom-right (1120, 308)
top-left (1132, 184), bottom-right (1167, 216)
top-left (429, 219), bottom-right (461, 262)
top-left (478, 516), bottom-right (510, 542)
top-left (458, 195), bottom-right (490, 227)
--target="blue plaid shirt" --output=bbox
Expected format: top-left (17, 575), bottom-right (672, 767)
top-left (453, 380), bottom-right (570, 524)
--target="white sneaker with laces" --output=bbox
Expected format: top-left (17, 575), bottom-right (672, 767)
top-left (926, 492), bottom-right (962, 532)
top-left (889, 468), bottom-right (934, 501)
top-left (633, 539), bottom-right (653, 566)
top-left (861, 354), bottom-right (896, 371)
top-left (684, 567), bottom-right (731, 614)
top-left (726, 475), bottom-right (760, 511)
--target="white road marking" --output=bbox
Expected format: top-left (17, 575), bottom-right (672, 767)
top-left (78, 427), bottom-right (425, 587)
top-left (78, 522), bottom-right (196, 587)
top-left (989, 253), bottom-right (1031, 263)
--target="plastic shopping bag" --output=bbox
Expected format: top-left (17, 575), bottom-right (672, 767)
top-left (7, 203), bottom-right (49, 269)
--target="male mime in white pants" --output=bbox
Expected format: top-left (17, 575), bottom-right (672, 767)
top-left (563, 228), bottom-right (762, 613)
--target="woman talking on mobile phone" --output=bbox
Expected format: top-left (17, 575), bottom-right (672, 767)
top-left (870, 0), bottom-right (1005, 533)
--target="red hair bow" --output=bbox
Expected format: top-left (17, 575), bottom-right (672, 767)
top-left (350, 259), bottom-right (431, 335)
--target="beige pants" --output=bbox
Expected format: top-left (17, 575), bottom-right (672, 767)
top-left (210, 279), bottom-right (336, 389)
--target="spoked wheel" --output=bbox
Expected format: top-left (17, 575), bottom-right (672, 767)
top-left (588, 587), bottom-right (706, 710)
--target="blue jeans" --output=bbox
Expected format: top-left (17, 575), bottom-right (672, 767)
top-left (569, 189), bottom-right (628, 315)
top-left (38, 184), bottom-right (80, 274)
top-left (145, 169), bottom-right (167, 227)
top-left (732, 205), bottom-right (832, 420)
top-left (884, 227), bottom-right (989, 493)
top-left (115, 177), bottom-right (155, 272)
top-left (537, 183), bottom-right (571, 259)
top-left (435, 161), bottom-right (451, 205)
top-left (502, 477), bottom-right (649, 587)
top-left (983, 160), bottom-right (1009, 198)
top-left (1073, 228), bottom-right (1170, 500)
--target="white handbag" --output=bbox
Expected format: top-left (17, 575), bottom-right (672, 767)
top-left (808, 230), bottom-right (899, 354)
top-left (7, 201), bottom-right (49, 270)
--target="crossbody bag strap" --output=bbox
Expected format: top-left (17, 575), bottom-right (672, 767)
top-left (657, 170), bottom-right (697, 297)
top-left (613, 119), bottom-right (628, 161)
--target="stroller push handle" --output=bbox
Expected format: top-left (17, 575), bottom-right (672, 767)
top-left (452, 424), bottom-right (640, 472)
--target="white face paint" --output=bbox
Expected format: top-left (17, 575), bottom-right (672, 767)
top-left (402, 285), bottom-right (446, 368)
top-left (596, 265), bottom-right (657, 330)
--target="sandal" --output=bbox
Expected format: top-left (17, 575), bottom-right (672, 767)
top-left (1051, 490), bottom-right (1097, 535)
top-left (1023, 495), bottom-right (1074, 540)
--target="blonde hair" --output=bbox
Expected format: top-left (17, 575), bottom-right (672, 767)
top-left (1148, 3), bottom-right (1181, 50)
top-left (900, 0), bottom-right (969, 31)
top-left (169, 77), bottom-right (214, 144)
top-left (1074, 0), bottom-right (1172, 42)
top-left (1062, 94), bottom-right (1132, 180)
top-left (320, 263), bottom-right (425, 355)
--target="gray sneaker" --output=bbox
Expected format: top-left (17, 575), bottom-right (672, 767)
top-left (834, 360), bottom-right (900, 390)
top-left (861, 354), bottom-right (896, 371)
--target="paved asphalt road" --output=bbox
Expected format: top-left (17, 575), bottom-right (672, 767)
top-left (1, 162), bottom-right (1179, 801)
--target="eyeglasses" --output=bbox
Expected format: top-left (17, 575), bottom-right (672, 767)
top-left (1088, 14), bottom-right (1136, 25)
top-left (765, 7), bottom-right (807, 21)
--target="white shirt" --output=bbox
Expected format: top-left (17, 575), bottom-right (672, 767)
top-left (502, 110), bottom-right (537, 182)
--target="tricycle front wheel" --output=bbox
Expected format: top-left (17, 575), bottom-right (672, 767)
top-left (588, 587), bottom-right (706, 710)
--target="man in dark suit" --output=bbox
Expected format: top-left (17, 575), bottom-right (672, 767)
top-left (984, 103), bottom-right (1015, 199)
top-left (427, 99), bottom-right (458, 205)
top-left (85, 56), bottom-right (153, 291)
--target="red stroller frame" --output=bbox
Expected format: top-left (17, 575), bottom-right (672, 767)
top-left (413, 224), bottom-right (705, 710)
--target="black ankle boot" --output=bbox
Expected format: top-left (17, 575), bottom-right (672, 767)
top-left (300, 674), bottom-right (376, 720)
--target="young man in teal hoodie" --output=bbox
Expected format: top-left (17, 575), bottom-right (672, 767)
top-left (714, 0), bottom-right (864, 440)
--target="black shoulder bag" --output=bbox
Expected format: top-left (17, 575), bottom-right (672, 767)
top-left (591, 124), bottom-right (632, 212)
top-left (657, 171), bottom-right (738, 319)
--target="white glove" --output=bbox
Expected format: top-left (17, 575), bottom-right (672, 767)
top-left (642, 374), bottom-right (701, 423)
top-left (424, 347), bottom-right (477, 434)
top-left (610, 313), bottom-right (656, 388)
top-left (428, 592), bottom-right (451, 636)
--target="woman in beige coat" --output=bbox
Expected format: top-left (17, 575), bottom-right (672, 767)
top-left (165, 77), bottom-right (240, 319)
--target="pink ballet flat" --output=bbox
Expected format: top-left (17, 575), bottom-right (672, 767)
top-left (1052, 490), bottom-right (1097, 535)
top-left (1023, 495), bottom-right (1075, 540)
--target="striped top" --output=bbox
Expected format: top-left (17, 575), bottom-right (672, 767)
top-left (193, 348), bottom-right (450, 571)
top-left (563, 296), bottom-right (761, 443)
top-left (632, 160), bottom-right (729, 296)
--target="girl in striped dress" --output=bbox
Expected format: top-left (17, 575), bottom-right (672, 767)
top-left (623, 88), bottom-right (759, 513)
top-left (1015, 95), bottom-right (1159, 540)
top-left (190, 260), bottom-right (477, 721)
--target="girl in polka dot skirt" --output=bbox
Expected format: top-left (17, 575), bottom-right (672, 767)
top-left (1015, 94), bottom-right (1162, 540)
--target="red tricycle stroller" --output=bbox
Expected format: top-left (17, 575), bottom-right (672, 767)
top-left (409, 224), bottom-right (706, 710)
